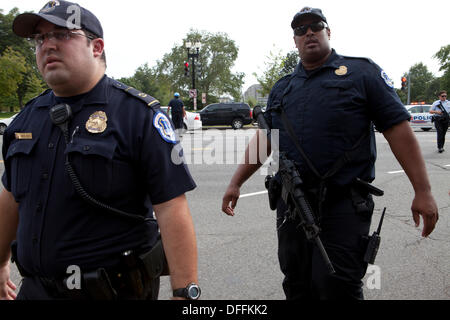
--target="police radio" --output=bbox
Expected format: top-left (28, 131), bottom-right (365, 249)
top-left (49, 103), bottom-right (151, 223)
top-left (49, 103), bottom-right (73, 143)
top-left (363, 207), bottom-right (386, 264)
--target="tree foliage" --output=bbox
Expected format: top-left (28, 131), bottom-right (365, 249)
top-left (122, 30), bottom-right (244, 108)
top-left (0, 47), bottom-right (26, 98)
top-left (434, 44), bottom-right (450, 91)
top-left (158, 30), bottom-right (244, 107)
top-left (254, 49), bottom-right (298, 97)
top-left (406, 63), bottom-right (435, 103)
top-left (0, 8), bottom-right (45, 111)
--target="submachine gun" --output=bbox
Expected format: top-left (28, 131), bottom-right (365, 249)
top-left (253, 106), bottom-right (335, 274)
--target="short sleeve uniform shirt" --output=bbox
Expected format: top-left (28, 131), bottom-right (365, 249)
top-left (265, 50), bottom-right (410, 187)
top-left (2, 75), bottom-right (196, 277)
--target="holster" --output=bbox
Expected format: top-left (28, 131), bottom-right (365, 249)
top-left (10, 240), bottom-right (31, 278)
top-left (350, 188), bottom-right (374, 219)
top-left (138, 239), bottom-right (169, 279)
top-left (265, 175), bottom-right (281, 211)
top-left (83, 268), bottom-right (118, 300)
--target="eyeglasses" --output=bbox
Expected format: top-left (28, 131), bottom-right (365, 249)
top-left (293, 21), bottom-right (328, 36)
top-left (441, 95), bottom-right (447, 98)
top-left (30, 30), bottom-right (94, 47)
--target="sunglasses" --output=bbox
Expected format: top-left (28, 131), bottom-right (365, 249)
top-left (441, 95), bottom-right (447, 98)
top-left (293, 21), bottom-right (328, 36)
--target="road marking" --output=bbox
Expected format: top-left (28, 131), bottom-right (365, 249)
top-left (240, 190), bottom-right (268, 198)
top-left (387, 170), bottom-right (405, 174)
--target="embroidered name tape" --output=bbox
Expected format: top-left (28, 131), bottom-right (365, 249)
top-left (15, 132), bottom-right (33, 140)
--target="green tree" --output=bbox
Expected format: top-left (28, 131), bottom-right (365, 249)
top-left (434, 44), bottom-right (450, 91)
top-left (254, 49), bottom-right (298, 97)
top-left (397, 63), bottom-right (437, 104)
top-left (156, 29), bottom-right (244, 108)
top-left (117, 63), bottom-right (173, 106)
top-left (245, 96), bottom-right (257, 108)
top-left (408, 63), bottom-right (435, 103)
top-left (281, 51), bottom-right (299, 75)
top-left (0, 47), bottom-right (27, 111)
top-left (0, 8), bottom-right (45, 110)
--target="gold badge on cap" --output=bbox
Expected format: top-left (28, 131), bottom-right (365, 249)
top-left (86, 111), bottom-right (108, 134)
top-left (335, 66), bottom-right (348, 76)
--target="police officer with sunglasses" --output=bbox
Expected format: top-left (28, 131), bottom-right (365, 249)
top-left (430, 90), bottom-right (450, 153)
top-left (0, 1), bottom-right (200, 300)
top-left (222, 7), bottom-right (439, 300)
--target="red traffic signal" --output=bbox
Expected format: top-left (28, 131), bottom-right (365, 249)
top-left (184, 62), bottom-right (189, 76)
top-left (401, 76), bottom-right (407, 91)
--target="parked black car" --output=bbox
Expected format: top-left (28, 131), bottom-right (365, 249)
top-left (199, 103), bottom-right (253, 129)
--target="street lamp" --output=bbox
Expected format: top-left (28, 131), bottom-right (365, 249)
top-left (186, 42), bottom-right (201, 110)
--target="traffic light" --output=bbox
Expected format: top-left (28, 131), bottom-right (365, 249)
top-left (401, 76), bottom-right (407, 91)
top-left (184, 62), bottom-right (189, 76)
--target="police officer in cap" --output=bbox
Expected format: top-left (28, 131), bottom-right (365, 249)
top-left (168, 92), bottom-right (186, 132)
top-left (222, 7), bottom-right (439, 299)
top-left (429, 90), bottom-right (450, 153)
top-left (0, 1), bottom-right (200, 300)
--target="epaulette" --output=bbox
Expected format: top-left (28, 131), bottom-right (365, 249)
top-left (340, 55), bottom-right (375, 65)
top-left (24, 88), bottom-right (52, 107)
top-left (112, 80), bottom-right (160, 109)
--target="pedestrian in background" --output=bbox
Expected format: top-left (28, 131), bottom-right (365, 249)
top-left (430, 90), bottom-right (449, 153)
top-left (168, 92), bottom-right (186, 133)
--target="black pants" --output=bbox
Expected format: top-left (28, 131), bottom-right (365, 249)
top-left (276, 190), bottom-right (373, 300)
top-left (172, 112), bottom-right (184, 130)
top-left (435, 120), bottom-right (449, 149)
top-left (16, 273), bottom-right (160, 300)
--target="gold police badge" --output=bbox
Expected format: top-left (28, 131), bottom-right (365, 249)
top-left (86, 111), bottom-right (107, 134)
top-left (335, 66), bottom-right (348, 76)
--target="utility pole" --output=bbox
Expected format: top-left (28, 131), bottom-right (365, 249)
top-left (407, 72), bottom-right (411, 105)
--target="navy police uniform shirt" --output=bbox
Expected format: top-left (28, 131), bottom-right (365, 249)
top-left (168, 98), bottom-right (184, 115)
top-left (264, 49), bottom-right (410, 187)
top-left (2, 75), bottom-right (196, 278)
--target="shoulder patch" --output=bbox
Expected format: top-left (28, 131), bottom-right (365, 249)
top-left (380, 70), bottom-right (394, 89)
top-left (112, 80), bottom-right (160, 109)
top-left (153, 111), bottom-right (177, 144)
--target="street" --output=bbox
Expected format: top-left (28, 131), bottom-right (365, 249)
top-left (2, 128), bottom-right (450, 300)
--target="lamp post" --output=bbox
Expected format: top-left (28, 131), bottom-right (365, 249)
top-left (186, 41), bottom-right (201, 110)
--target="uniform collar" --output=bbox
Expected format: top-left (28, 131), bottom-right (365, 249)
top-left (36, 74), bottom-right (109, 109)
top-left (294, 49), bottom-right (341, 76)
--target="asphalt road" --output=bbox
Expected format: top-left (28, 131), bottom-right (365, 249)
top-left (2, 127), bottom-right (449, 300)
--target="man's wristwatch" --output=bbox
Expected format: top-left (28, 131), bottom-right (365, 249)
top-left (173, 283), bottom-right (201, 300)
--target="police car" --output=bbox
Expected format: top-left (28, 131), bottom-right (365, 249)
top-left (0, 114), bottom-right (17, 135)
top-left (404, 104), bottom-right (433, 131)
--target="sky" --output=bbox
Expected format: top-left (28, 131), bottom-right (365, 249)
top-left (2, 0), bottom-right (449, 95)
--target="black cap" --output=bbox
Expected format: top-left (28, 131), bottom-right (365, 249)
top-left (291, 7), bottom-right (327, 29)
top-left (13, 1), bottom-right (103, 38)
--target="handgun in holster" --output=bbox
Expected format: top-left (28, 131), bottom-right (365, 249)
top-left (363, 207), bottom-right (386, 264)
top-left (265, 175), bottom-right (281, 211)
